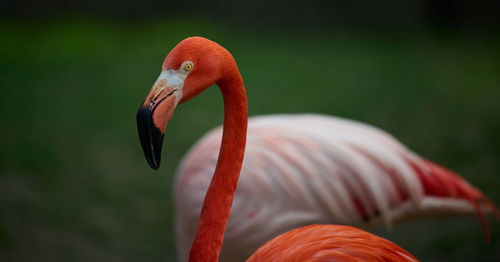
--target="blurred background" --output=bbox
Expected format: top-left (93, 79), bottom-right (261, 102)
top-left (1, 0), bottom-right (499, 261)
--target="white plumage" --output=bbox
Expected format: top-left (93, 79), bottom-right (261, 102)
top-left (174, 114), bottom-right (494, 262)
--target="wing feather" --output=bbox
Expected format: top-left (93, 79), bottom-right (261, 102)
top-left (174, 114), bottom-right (496, 262)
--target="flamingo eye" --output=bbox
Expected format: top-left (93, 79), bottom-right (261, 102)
top-left (184, 62), bottom-right (193, 72)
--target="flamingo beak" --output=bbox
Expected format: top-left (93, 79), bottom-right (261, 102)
top-left (137, 78), bottom-right (179, 170)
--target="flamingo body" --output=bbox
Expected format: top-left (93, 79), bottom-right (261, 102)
top-left (247, 224), bottom-right (418, 262)
top-left (175, 114), bottom-right (497, 261)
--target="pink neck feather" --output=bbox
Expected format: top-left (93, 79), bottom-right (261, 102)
top-left (188, 67), bottom-right (248, 262)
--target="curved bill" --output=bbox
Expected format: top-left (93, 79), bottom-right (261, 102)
top-left (137, 77), bottom-right (179, 170)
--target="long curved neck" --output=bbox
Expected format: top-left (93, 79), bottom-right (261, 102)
top-left (189, 67), bottom-right (248, 262)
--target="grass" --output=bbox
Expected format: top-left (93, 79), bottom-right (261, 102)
top-left (0, 18), bottom-right (499, 261)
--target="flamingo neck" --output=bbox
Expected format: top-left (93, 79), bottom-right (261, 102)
top-left (188, 68), bottom-right (248, 262)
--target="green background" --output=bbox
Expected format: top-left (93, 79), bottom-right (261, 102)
top-left (1, 18), bottom-right (499, 261)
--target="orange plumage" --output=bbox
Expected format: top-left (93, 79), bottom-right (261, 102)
top-left (248, 224), bottom-right (417, 262)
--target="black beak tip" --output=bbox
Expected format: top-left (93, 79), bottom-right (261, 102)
top-left (147, 157), bottom-right (161, 170)
top-left (137, 106), bottom-right (165, 171)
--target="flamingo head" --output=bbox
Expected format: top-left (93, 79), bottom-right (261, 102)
top-left (137, 37), bottom-right (233, 170)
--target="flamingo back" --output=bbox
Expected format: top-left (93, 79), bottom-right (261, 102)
top-left (174, 114), bottom-right (497, 262)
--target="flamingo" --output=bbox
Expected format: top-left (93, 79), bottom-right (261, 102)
top-left (136, 37), bottom-right (496, 261)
